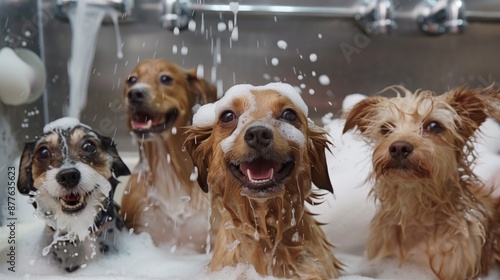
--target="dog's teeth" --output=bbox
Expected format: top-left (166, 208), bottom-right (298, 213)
top-left (246, 169), bottom-right (271, 184)
top-left (145, 120), bottom-right (153, 129)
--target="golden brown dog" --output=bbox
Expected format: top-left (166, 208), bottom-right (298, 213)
top-left (343, 86), bottom-right (500, 280)
top-left (120, 59), bottom-right (218, 252)
top-left (185, 83), bottom-right (342, 279)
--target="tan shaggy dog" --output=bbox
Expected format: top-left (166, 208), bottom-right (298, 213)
top-left (120, 59), bottom-right (218, 252)
top-left (185, 83), bottom-right (342, 279)
top-left (343, 86), bottom-right (500, 280)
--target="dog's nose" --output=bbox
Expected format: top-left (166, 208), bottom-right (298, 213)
top-left (389, 141), bottom-right (413, 160)
top-left (56, 168), bottom-right (81, 188)
top-left (245, 126), bottom-right (274, 149)
top-left (127, 89), bottom-right (146, 104)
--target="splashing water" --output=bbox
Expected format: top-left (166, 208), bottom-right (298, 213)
top-left (229, 2), bottom-right (239, 41)
top-left (66, 2), bottom-right (123, 119)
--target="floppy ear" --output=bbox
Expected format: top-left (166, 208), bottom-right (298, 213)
top-left (17, 141), bottom-right (36, 195)
top-left (342, 96), bottom-right (386, 134)
top-left (186, 68), bottom-right (218, 106)
top-left (444, 86), bottom-right (500, 139)
top-left (308, 125), bottom-right (334, 194)
top-left (184, 125), bottom-right (213, 193)
top-left (100, 136), bottom-right (131, 178)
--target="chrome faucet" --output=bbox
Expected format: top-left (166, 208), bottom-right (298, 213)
top-left (161, 0), bottom-right (192, 30)
top-left (55, 0), bottom-right (134, 19)
top-left (356, 0), bottom-right (397, 35)
top-left (417, 0), bottom-right (466, 35)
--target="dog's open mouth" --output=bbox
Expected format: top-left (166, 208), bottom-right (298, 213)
top-left (130, 109), bottom-right (178, 134)
top-left (59, 193), bottom-right (88, 213)
top-left (229, 157), bottom-right (294, 192)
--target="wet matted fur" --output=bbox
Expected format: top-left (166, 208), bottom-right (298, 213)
top-left (17, 117), bottom-right (130, 272)
top-left (120, 59), bottom-right (219, 252)
top-left (343, 86), bottom-right (500, 280)
top-left (185, 83), bottom-right (342, 279)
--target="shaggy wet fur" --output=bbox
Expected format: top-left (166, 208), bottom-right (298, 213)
top-left (120, 59), bottom-right (219, 252)
top-left (343, 86), bottom-right (500, 280)
top-left (17, 120), bottom-right (130, 272)
top-left (185, 87), bottom-right (342, 279)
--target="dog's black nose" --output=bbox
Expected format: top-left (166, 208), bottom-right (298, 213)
top-left (245, 126), bottom-right (274, 149)
top-left (389, 141), bottom-right (413, 160)
top-left (127, 89), bottom-right (146, 104)
top-left (56, 168), bottom-right (81, 188)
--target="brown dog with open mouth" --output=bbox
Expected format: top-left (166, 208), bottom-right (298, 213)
top-left (185, 83), bottom-right (342, 279)
top-left (120, 59), bottom-right (218, 252)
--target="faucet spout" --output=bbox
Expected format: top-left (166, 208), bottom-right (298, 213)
top-left (356, 0), bottom-right (397, 35)
top-left (56, 0), bottom-right (134, 20)
top-left (417, 0), bottom-right (466, 35)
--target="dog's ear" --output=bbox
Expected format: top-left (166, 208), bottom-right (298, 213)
top-left (343, 96), bottom-right (386, 134)
top-left (308, 125), bottom-right (334, 194)
top-left (186, 68), bottom-right (218, 105)
top-left (444, 86), bottom-right (500, 138)
top-left (100, 136), bottom-right (131, 178)
top-left (184, 126), bottom-right (213, 193)
top-left (18, 141), bottom-right (36, 195)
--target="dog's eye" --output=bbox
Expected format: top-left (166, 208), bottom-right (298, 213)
top-left (220, 111), bottom-right (236, 123)
top-left (82, 141), bottom-right (97, 154)
top-left (127, 75), bottom-right (137, 85)
top-left (380, 124), bottom-right (393, 136)
top-left (281, 109), bottom-right (297, 122)
top-left (425, 121), bottom-right (444, 134)
top-left (37, 147), bottom-right (51, 161)
top-left (159, 75), bottom-right (172, 85)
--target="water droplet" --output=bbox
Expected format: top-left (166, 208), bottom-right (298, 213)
top-left (188, 20), bottom-right (196, 31)
top-left (309, 53), bottom-right (317, 62)
top-left (271, 58), bottom-right (279, 66)
top-left (173, 27), bottom-right (180, 36)
top-left (217, 22), bottom-right (227, 32)
top-left (181, 46), bottom-right (188, 56)
top-left (319, 75), bottom-right (330, 86)
top-left (277, 40), bottom-right (287, 50)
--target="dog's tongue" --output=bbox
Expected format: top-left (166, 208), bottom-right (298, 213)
top-left (131, 113), bottom-right (161, 130)
top-left (240, 159), bottom-right (279, 180)
top-left (131, 119), bottom-right (153, 130)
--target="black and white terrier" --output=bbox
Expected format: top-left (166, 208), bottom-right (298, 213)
top-left (17, 117), bottom-right (131, 272)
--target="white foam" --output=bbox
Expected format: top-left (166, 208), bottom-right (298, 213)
top-left (43, 117), bottom-right (89, 133)
top-left (342, 93), bottom-right (368, 111)
top-left (193, 83), bottom-right (308, 129)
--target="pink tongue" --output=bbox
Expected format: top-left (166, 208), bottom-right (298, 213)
top-left (63, 194), bottom-right (80, 202)
top-left (131, 120), bottom-right (150, 129)
top-left (240, 159), bottom-right (277, 180)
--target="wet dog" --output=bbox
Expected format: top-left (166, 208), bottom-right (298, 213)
top-left (343, 86), bottom-right (500, 279)
top-left (17, 117), bottom-right (130, 272)
top-left (121, 59), bottom-right (218, 252)
top-left (185, 83), bottom-right (342, 279)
